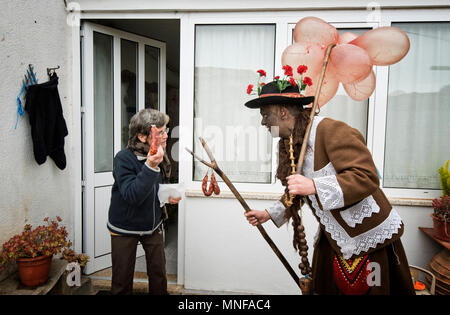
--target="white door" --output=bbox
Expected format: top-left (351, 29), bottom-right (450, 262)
top-left (81, 22), bottom-right (166, 274)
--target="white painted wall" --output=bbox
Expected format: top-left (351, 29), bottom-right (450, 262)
top-left (0, 1), bottom-right (75, 250)
top-left (183, 196), bottom-right (441, 294)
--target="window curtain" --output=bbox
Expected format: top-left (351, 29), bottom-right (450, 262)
top-left (384, 22), bottom-right (450, 189)
top-left (193, 25), bottom-right (276, 183)
top-left (318, 93), bottom-right (368, 141)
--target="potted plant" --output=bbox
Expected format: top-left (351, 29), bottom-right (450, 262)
top-left (431, 160), bottom-right (450, 242)
top-left (0, 216), bottom-right (70, 287)
top-left (61, 248), bottom-right (90, 271)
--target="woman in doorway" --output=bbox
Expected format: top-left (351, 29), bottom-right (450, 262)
top-left (107, 108), bottom-right (181, 295)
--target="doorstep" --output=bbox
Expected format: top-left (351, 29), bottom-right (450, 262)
top-left (89, 268), bottom-right (183, 295)
top-left (89, 269), bottom-right (258, 295)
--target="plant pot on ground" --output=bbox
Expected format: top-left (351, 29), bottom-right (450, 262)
top-left (431, 196), bottom-right (450, 242)
top-left (0, 217), bottom-right (70, 287)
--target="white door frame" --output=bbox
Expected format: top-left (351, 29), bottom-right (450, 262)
top-left (81, 21), bottom-right (166, 274)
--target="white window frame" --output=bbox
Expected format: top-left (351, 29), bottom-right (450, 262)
top-left (181, 14), bottom-right (289, 195)
top-left (179, 9), bottom-right (449, 200)
top-left (371, 10), bottom-right (449, 200)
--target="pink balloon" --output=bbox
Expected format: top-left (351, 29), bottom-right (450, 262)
top-left (338, 32), bottom-right (358, 44)
top-left (281, 42), bottom-right (325, 80)
top-left (305, 66), bottom-right (339, 108)
top-left (349, 27), bottom-right (410, 66)
top-left (293, 16), bottom-right (338, 47)
top-left (329, 44), bottom-right (372, 84)
top-left (343, 70), bottom-right (376, 101)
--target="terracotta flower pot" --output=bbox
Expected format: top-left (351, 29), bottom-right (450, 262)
top-left (16, 255), bottom-right (53, 287)
top-left (431, 214), bottom-right (450, 242)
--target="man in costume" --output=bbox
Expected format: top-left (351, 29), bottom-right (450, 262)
top-left (244, 78), bottom-right (415, 295)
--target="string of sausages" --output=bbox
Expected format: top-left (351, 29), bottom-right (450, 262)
top-left (202, 170), bottom-right (220, 196)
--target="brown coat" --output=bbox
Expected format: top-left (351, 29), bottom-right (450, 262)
top-left (280, 117), bottom-right (404, 260)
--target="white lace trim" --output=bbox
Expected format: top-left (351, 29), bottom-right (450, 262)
top-left (311, 193), bottom-right (402, 259)
top-left (313, 175), bottom-right (345, 210)
top-left (303, 116), bottom-right (402, 258)
top-left (340, 195), bottom-right (380, 228)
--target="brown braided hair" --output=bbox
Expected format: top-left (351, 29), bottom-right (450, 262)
top-left (275, 107), bottom-right (314, 253)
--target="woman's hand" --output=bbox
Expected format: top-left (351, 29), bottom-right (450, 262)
top-left (168, 196), bottom-right (182, 205)
top-left (146, 145), bottom-right (164, 169)
top-left (244, 210), bottom-right (271, 226)
top-left (287, 174), bottom-right (316, 196)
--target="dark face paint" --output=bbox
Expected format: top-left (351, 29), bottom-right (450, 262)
top-left (260, 105), bottom-right (281, 138)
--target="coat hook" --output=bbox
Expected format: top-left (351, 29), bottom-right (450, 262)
top-left (47, 65), bottom-right (60, 77)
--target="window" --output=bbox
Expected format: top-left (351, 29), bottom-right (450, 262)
top-left (288, 27), bottom-right (370, 140)
top-left (145, 45), bottom-right (160, 110)
top-left (121, 39), bottom-right (139, 149)
top-left (193, 24), bottom-right (276, 183)
top-left (384, 22), bottom-right (450, 189)
top-left (93, 32), bottom-right (114, 172)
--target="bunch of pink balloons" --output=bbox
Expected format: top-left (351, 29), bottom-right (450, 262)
top-left (281, 16), bottom-right (410, 107)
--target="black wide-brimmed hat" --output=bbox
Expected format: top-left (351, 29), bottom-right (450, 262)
top-left (244, 81), bottom-right (314, 109)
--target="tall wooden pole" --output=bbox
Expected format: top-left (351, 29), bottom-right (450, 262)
top-left (186, 139), bottom-right (301, 289)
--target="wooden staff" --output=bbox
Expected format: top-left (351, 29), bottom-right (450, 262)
top-left (185, 138), bottom-right (302, 289)
top-left (296, 44), bottom-right (336, 174)
top-left (287, 43), bottom-right (336, 205)
top-left (287, 43), bottom-right (336, 294)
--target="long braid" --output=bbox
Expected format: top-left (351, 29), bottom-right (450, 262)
top-left (276, 108), bottom-right (314, 276)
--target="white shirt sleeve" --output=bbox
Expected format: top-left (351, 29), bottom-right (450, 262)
top-left (145, 162), bottom-right (160, 173)
top-left (266, 200), bottom-right (288, 228)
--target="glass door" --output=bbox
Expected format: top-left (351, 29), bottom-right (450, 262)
top-left (81, 22), bottom-right (166, 274)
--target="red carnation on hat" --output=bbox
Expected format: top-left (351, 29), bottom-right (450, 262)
top-left (297, 65), bottom-right (308, 75)
top-left (273, 76), bottom-right (280, 80)
top-left (257, 69), bottom-right (267, 77)
top-left (282, 65), bottom-right (293, 77)
top-left (247, 84), bottom-right (254, 94)
top-left (303, 76), bottom-right (313, 86)
top-left (289, 77), bottom-right (297, 87)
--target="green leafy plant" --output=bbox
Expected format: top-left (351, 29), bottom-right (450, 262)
top-left (438, 159), bottom-right (450, 196)
top-left (432, 160), bottom-right (450, 222)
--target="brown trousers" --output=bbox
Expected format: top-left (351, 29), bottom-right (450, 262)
top-left (110, 226), bottom-right (167, 295)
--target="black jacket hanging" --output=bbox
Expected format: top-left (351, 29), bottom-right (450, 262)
top-left (25, 73), bottom-right (68, 170)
